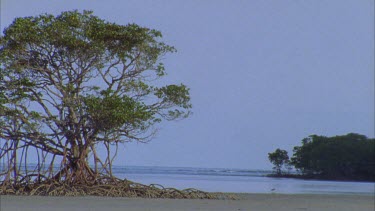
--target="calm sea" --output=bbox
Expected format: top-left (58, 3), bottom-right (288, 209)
top-left (3, 165), bottom-right (373, 195)
top-left (113, 166), bottom-right (375, 195)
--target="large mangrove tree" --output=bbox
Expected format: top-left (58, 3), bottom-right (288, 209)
top-left (0, 10), bottom-right (192, 188)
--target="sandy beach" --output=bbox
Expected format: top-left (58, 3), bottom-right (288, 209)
top-left (1, 193), bottom-right (374, 211)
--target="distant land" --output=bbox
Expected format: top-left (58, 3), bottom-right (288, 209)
top-left (268, 133), bottom-right (375, 182)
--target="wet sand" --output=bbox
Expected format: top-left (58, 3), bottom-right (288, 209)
top-left (1, 193), bottom-right (374, 211)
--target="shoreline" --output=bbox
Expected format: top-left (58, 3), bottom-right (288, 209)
top-left (266, 174), bottom-right (375, 183)
top-left (1, 193), bottom-right (374, 211)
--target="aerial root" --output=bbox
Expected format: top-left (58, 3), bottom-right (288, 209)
top-left (0, 177), bottom-right (236, 199)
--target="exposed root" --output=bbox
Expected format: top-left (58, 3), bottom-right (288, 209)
top-left (0, 177), bottom-right (235, 199)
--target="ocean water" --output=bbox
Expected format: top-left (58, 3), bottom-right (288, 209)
top-left (2, 164), bottom-right (373, 195)
top-left (113, 166), bottom-right (375, 195)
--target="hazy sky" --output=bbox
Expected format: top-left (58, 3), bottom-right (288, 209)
top-left (1, 0), bottom-right (374, 169)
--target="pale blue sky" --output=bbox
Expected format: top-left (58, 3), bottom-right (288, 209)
top-left (1, 0), bottom-right (374, 169)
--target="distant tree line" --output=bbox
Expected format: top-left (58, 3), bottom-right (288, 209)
top-left (268, 133), bottom-right (375, 181)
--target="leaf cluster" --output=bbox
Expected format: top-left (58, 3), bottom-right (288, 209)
top-left (83, 93), bottom-right (153, 131)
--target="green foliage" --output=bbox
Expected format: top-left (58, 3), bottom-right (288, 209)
top-left (268, 148), bottom-right (289, 175)
top-left (83, 94), bottom-right (153, 131)
top-left (290, 133), bottom-right (375, 181)
top-left (0, 10), bottom-right (192, 178)
top-left (155, 84), bottom-right (191, 109)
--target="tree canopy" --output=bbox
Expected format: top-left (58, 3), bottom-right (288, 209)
top-left (290, 133), bottom-right (374, 181)
top-left (268, 148), bottom-right (289, 175)
top-left (0, 10), bottom-right (191, 186)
